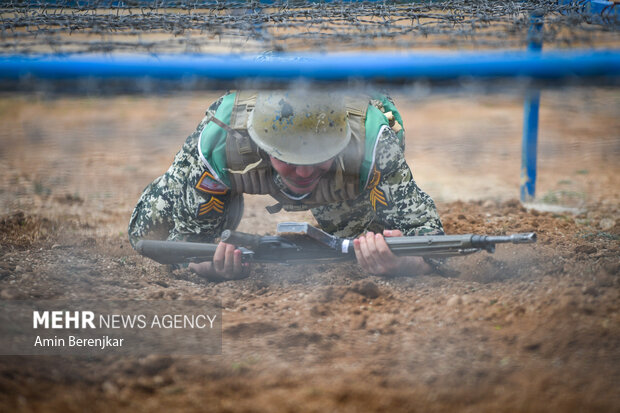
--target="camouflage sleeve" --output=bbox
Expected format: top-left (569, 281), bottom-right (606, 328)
top-left (128, 95), bottom-right (242, 249)
top-left (371, 126), bottom-right (444, 236)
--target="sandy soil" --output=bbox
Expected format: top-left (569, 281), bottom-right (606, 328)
top-left (0, 88), bottom-right (618, 412)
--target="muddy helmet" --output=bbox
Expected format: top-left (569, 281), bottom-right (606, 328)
top-left (247, 91), bottom-right (351, 165)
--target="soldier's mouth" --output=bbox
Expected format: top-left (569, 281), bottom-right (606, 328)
top-left (283, 176), bottom-right (321, 192)
top-left (290, 177), bottom-right (318, 186)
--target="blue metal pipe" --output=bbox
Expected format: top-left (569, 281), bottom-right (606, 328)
top-left (1, 50), bottom-right (619, 81)
top-left (521, 12), bottom-right (545, 203)
top-left (521, 91), bottom-right (540, 202)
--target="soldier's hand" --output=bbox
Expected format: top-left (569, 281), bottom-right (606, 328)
top-left (353, 230), bottom-right (430, 276)
top-left (188, 241), bottom-right (249, 281)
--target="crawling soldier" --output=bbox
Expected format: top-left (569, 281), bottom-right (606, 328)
top-left (129, 91), bottom-right (443, 280)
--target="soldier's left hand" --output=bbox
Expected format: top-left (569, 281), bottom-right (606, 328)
top-left (353, 230), bottom-right (430, 276)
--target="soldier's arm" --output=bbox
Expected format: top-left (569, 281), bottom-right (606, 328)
top-left (128, 112), bottom-right (224, 247)
top-left (369, 127), bottom-right (443, 236)
top-left (129, 95), bottom-right (248, 280)
top-left (353, 127), bottom-right (443, 276)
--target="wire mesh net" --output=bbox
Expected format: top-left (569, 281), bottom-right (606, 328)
top-left (0, 3), bottom-right (618, 246)
top-left (2, 1), bottom-right (619, 55)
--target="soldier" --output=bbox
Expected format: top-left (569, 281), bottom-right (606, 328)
top-left (129, 90), bottom-right (443, 280)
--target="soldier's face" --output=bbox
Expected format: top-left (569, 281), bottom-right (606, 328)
top-left (269, 156), bottom-right (334, 194)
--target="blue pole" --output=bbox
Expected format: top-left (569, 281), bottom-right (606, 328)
top-left (521, 12), bottom-right (544, 203)
top-left (521, 90), bottom-right (540, 202)
top-left (0, 50), bottom-right (619, 82)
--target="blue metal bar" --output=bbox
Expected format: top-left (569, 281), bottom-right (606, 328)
top-left (521, 12), bottom-right (545, 203)
top-left (521, 90), bottom-right (541, 202)
top-left (1, 50), bottom-right (619, 82)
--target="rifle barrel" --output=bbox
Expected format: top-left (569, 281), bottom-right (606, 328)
top-left (476, 233), bottom-right (537, 244)
top-left (379, 232), bottom-right (537, 256)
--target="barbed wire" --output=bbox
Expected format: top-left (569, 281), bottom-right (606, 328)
top-left (1, 1), bottom-right (618, 55)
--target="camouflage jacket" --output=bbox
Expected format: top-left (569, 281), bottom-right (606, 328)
top-left (128, 94), bottom-right (443, 248)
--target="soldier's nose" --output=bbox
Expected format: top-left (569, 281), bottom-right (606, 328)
top-left (295, 165), bottom-right (315, 178)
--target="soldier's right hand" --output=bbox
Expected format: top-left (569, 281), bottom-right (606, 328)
top-left (188, 241), bottom-right (249, 281)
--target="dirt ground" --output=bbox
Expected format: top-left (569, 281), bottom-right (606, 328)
top-left (0, 88), bottom-right (619, 412)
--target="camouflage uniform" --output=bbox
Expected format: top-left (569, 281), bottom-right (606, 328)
top-left (128, 95), bottom-right (443, 249)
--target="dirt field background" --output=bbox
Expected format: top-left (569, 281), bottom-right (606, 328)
top-left (0, 87), bottom-right (618, 412)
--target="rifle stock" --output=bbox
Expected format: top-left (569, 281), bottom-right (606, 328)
top-left (136, 239), bottom-right (219, 265)
top-left (135, 222), bottom-right (536, 266)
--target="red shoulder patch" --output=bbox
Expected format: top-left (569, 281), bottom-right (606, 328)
top-left (195, 171), bottom-right (228, 195)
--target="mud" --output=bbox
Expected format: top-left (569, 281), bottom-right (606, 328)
top-left (0, 90), bottom-right (619, 412)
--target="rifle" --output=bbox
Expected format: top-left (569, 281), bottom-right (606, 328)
top-left (135, 222), bottom-right (536, 265)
